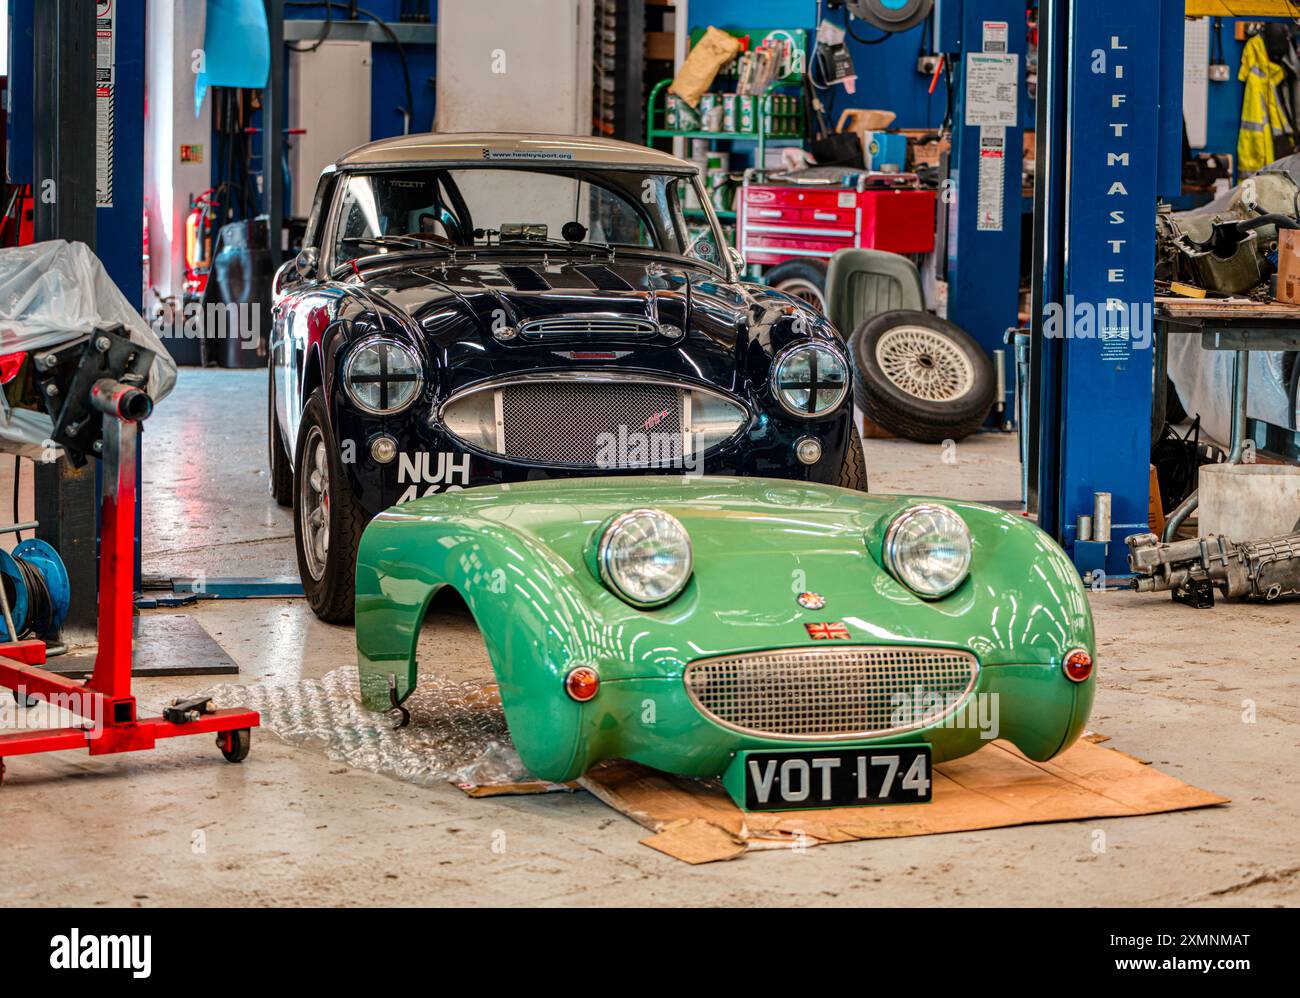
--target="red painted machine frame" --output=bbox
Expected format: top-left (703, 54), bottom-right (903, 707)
top-left (0, 385), bottom-right (258, 784)
top-left (739, 175), bottom-right (938, 267)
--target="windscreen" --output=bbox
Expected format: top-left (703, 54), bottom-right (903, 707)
top-left (329, 166), bottom-right (725, 272)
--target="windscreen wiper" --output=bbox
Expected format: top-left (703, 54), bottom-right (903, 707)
top-left (493, 237), bottom-right (615, 260)
top-left (340, 235), bottom-right (458, 258)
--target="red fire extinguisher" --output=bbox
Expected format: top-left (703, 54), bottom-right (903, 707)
top-left (184, 188), bottom-right (218, 296)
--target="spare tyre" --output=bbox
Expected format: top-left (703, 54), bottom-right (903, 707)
top-left (766, 259), bottom-right (828, 312)
top-left (849, 310), bottom-right (996, 443)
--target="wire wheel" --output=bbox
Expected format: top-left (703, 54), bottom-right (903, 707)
top-left (299, 426), bottom-right (330, 582)
top-left (874, 325), bottom-right (976, 403)
top-left (776, 277), bottom-right (826, 312)
top-left (848, 310), bottom-right (996, 443)
top-left (767, 259), bottom-right (828, 313)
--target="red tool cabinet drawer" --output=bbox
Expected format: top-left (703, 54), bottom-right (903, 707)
top-left (858, 190), bottom-right (937, 254)
top-left (740, 185), bottom-right (937, 261)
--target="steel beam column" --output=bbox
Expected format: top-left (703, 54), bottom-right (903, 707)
top-left (32, 0), bottom-right (97, 247)
top-left (1027, 0), bottom-right (1069, 520)
top-left (31, 0), bottom-right (100, 642)
top-left (265, 0), bottom-right (286, 268)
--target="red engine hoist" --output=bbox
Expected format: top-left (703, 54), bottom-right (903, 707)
top-left (0, 330), bottom-right (259, 784)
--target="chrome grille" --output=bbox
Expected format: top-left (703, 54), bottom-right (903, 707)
top-left (684, 646), bottom-right (979, 741)
top-left (518, 315), bottom-right (659, 339)
top-left (499, 382), bottom-right (685, 465)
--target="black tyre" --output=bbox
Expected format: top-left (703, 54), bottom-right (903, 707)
top-left (293, 390), bottom-right (368, 623)
top-left (268, 365), bottom-right (293, 507)
top-left (837, 427), bottom-right (869, 492)
top-left (849, 310), bottom-right (996, 444)
top-left (218, 729), bottom-right (251, 764)
top-left (767, 259), bottom-right (828, 312)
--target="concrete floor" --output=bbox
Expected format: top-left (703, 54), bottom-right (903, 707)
top-left (1, 369), bottom-right (1297, 907)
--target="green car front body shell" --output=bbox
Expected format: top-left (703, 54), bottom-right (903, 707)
top-left (355, 476), bottom-right (1096, 785)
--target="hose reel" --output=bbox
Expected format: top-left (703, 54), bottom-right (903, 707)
top-left (847, 0), bottom-right (934, 33)
top-left (0, 538), bottom-right (70, 641)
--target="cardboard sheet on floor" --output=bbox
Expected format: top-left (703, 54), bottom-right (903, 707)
top-left (577, 736), bottom-right (1229, 864)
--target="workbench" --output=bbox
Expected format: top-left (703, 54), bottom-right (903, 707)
top-left (1155, 296), bottom-right (1300, 540)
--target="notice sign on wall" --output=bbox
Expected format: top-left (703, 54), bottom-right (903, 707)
top-left (982, 20), bottom-right (1009, 53)
top-left (977, 127), bottom-right (1007, 232)
top-left (964, 52), bottom-right (1019, 128)
top-left (95, 0), bottom-right (116, 207)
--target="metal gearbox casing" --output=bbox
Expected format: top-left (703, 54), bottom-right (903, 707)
top-left (1128, 531), bottom-right (1300, 602)
top-left (1156, 170), bottom-right (1300, 294)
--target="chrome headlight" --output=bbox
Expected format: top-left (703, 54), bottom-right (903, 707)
top-left (342, 336), bottom-right (423, 415)
top-left (882, 504), bottom-right (972, 599)
top-left (597, 509), bottom-right (693, 608)
top-left (772, 341), bottom-right (850, 418)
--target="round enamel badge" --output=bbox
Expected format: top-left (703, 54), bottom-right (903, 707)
top-left (797, 592), bottom-right (826, 610)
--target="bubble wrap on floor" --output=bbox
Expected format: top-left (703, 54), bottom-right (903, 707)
top-left (206, 666), bottom-right (534, 788)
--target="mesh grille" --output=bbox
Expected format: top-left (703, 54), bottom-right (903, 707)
top-left (684, 646), bottom-right (979, 740)
top-left (499, 382), bottom-right (684, 465)
top-left (519, 316), bottom-right (659, 339)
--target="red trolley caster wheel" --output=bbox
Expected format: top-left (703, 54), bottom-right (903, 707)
top-left (217, 729), bottom-right (251, 764)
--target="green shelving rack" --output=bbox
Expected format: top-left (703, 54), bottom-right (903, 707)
top-left (645, 27), bottom-right (808, 221)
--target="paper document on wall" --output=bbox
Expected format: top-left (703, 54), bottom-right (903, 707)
top-left (1183, 17), bottom-right (1210, 150)
top-left (965, 53), bottom-right (1019, 128)
top-left (977, 128), bottom-right (1007, 232)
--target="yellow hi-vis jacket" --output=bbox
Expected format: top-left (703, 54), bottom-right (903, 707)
top-left (1239, 34), bottom-right (1293, 174)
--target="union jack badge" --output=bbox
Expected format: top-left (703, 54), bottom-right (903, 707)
top-left (805, 621), bottom-right (850, 640)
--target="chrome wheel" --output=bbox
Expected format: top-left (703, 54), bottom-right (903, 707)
top-left (775, 277), bottom-right (827, 312)
top-left (874, 325), bottom-right (976, 402)
top-left (299, 426), bottom-right (330, 582)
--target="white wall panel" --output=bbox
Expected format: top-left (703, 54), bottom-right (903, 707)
top-left (144, 0), bottom-right (212, 308)
top-left (435, 0), bottom-right (592, 135)
top-left (289, 41), bottom-right (373, 217)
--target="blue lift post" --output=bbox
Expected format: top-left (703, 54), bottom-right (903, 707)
top-left (936, 0), bottom-right (1026, 428)
top-left (1031, 0), bottom-right (1184, 580)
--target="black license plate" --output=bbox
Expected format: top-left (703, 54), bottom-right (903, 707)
top-left (738, 745), bottom-right (932, 811)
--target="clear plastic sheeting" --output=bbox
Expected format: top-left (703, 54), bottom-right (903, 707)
top-left (206, 667), bottom-right (540, 789)
top-left (0, 240), bottom-right (177, 457)
top-left (1167, 334), bottom-right (1294, 444)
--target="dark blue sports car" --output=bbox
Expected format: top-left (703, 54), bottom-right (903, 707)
top-left (268, 133), bottom-right (864, 621)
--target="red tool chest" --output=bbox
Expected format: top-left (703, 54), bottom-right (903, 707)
top-left (739, 177), bottom-right (937, 267)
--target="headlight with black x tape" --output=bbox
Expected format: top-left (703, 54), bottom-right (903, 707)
top-left (342, 336), bottom-right (424, 415)
top-left (771, 341), bottom-right (850, 418)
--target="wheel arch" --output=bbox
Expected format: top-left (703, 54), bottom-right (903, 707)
top-left (354, 515), bottom-right (588, 778)
top-left (301, 343), bottom-right (324, 407)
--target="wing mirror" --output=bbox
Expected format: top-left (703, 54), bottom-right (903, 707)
top-left (726, 245), bottom-right (746, 272)
top-left (295, 246), bottom-right (319, 278)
